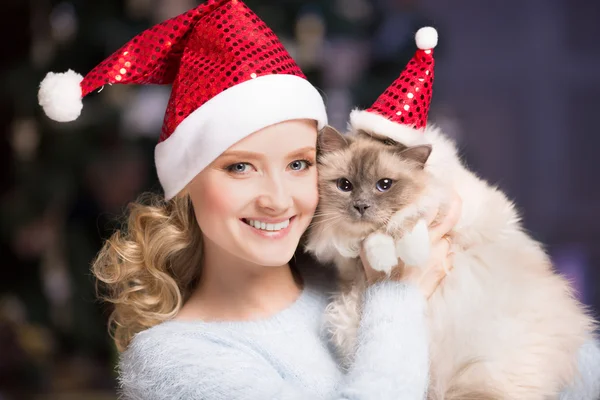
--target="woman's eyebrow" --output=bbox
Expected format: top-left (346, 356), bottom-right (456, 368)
top-left (220, 147), bottom-right (316, 160)
top-left (287, 146), bottom-right (316, 159)
top-left (219, 150), bottom-right (263, 160)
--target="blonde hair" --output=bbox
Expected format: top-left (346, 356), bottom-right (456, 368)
top-left (92, 192), bottom-right (203, 352)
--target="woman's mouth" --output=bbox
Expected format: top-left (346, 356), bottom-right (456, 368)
top-left (241, 217), bottom-right (297, 239)
top-left (242, 217), bottom-right (293, 232)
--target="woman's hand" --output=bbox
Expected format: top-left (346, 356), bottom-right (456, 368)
top-left (361, 191), bottom-right (462, 298)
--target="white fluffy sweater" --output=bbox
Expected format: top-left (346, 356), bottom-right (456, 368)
top-left (118, 263), bottom-right (600, 399)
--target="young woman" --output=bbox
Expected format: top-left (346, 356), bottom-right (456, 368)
top-left (37, 1), bottom-right (600, 399)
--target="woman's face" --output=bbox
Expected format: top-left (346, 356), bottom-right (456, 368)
top-left (188, 119), bottom-right (319, 268)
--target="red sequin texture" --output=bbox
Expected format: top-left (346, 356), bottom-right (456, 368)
top-left (367, 49), bottom-right (435, 129)
top-left (80, 0), bottom-right (229, 96)
top-left (162, 0), bottom-right (305, 141)
top-left (79, 0), bottom-right (305, 142)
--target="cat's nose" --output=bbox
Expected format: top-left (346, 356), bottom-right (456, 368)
top-left (353, 203), bottom-right (370, 215)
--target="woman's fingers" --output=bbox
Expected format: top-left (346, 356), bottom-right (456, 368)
top-left (412, 232), bottom-right (453, 298)
top-left (429, 191), bottom-right (462, 243)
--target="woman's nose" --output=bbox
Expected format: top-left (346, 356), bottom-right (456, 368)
top-left (256, 174), bottom-right (293, 213)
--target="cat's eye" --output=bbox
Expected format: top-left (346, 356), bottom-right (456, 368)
top-left (376, 178), bottom-right (393, 192)
top-left (383, 138), bottom-right (397, 146)
top-left (336, 178), bottom-right (353, 192)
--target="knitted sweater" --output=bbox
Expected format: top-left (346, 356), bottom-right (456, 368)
top-left (118, 264), bottom-right (600, 399)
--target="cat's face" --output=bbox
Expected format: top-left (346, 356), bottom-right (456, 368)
top-left (315, 126), bottom-right (431, 235)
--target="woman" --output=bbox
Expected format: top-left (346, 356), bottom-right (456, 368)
top-left (38, 1), bottom-right (600, 399)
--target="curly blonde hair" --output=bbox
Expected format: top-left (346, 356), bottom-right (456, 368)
top-left (92, 192), bottom-right (203, 352)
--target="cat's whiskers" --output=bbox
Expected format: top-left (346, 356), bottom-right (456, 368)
top-left (311, 215), bottom-right (342, 225)
top-left (312, 211), bottom-right (340, 219)
top-left (310, 215), bottom-right (343, 228)
top-left (372, 215), bottom-right (391, 229)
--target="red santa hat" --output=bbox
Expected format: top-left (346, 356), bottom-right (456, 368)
top-left (349, 27), bottom-right (437, 146)
top-left (38, 0), bottom-right (327, 200)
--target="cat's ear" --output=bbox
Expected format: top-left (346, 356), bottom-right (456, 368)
top-left (318, 125), bottom-right (350, 153)
top-left (399, 144), bottom-right (432, 166)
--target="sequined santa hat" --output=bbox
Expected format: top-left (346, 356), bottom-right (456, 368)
top-left (349, 26), bottom-right (437, 145)
top-left (38, 0), bottom-right (327, 200)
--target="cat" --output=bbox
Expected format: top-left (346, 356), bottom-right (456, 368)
top-left (305, 117), bottom-right (596, 400)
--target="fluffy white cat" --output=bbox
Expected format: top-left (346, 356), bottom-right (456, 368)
top-left (305, 111), bottom-right (595, 400)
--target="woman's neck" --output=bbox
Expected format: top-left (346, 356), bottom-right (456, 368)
top-left (176, 242), bottom-right (302, 322)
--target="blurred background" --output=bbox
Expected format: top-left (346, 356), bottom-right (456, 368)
top-left (1, 0), bottom-right (599, 398)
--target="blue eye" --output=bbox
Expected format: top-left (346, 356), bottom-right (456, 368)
top-left (226, 163), bottom-right (252, 173)
top-left (289, 160), bottom-right (311, 171)
top-left (376, 178), bottom-right (393, 192)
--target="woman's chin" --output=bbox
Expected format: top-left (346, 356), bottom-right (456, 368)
top-left (245, 243), bottom-right (298, 268)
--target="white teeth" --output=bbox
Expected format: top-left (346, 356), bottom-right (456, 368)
top-left (246, 218), bottom-right (290, 232)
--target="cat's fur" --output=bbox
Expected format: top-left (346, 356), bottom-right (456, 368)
top-left (305, 112), bottom-right (595, 400)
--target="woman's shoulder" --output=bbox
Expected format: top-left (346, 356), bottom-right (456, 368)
top-left (118, 322), bottom-right (249, 398)
top-left (120, 322), bottom-right (222, 369)
top-left (122, 320), bottom-right (240, 362)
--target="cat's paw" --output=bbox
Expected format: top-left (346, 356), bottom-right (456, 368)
top-left (395, 219), bottom-right (431, 267)
top-left (363, 232), bottom-right (397, 274)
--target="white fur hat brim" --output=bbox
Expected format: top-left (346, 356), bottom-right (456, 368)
top-left (349, 109), bottom-right (429, 146)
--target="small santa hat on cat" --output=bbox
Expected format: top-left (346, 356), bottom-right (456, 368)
top-left (37, 0), bottom-right (327, 200)
top-left (349, 27), bottom-right (437, 146)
